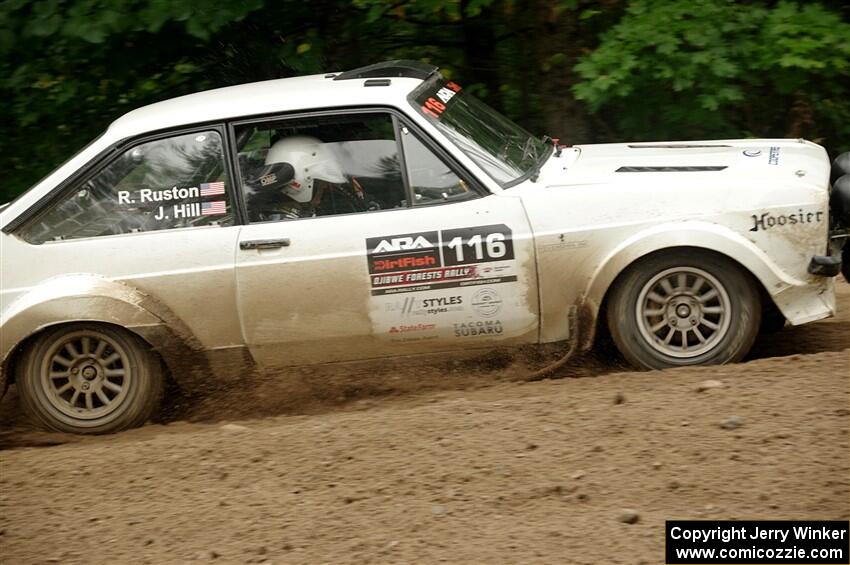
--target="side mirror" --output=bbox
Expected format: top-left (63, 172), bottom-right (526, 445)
top-left (250, 162), bottom-right (295, 191)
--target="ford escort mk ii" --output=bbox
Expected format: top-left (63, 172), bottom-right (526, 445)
top-left (2, 60), bottom-right (849, 434)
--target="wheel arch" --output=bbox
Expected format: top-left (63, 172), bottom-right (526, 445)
top-left (1, 274), bottom-right (205, 391)
top-left (582, 222), bottom-right (787, 348)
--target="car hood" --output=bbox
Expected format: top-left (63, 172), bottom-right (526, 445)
top-left (540, 139), bottom-right (830, 190)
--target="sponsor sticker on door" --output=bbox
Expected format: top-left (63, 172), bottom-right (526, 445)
top-left (365, 224), bottom-right (516, 295)
top-left (367, 224), bottom-right (525, 341)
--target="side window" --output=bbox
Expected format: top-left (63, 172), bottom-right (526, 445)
top-left (235, 113), bottom-right (406, 222)
top-left (398, 124), bottom-right (477, 205)
top-left (22, 131), bottom-right (231, 243)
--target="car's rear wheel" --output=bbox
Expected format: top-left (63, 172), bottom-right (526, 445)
top-left (607, 250), bottom-right (761, 370)
top-left (17, 324), bottom-right (163, 434)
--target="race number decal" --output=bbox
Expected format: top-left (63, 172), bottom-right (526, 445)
top-left (367, 224), bottom-right (530, 343)
top-left (442, 225), bottom-right (514, 266)
top-left (365, 224), bottom-right (517, 296)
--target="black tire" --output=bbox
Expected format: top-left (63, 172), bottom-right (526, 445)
top-left (760, 301), bottom-right (787, 334)
top-left (17, 323), bottom-right (163, 434)
top-left (607, 250), bottom-right (761, 370)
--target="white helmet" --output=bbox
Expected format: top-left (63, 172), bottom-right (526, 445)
top-left (265, 135), bottom-right (347, 203)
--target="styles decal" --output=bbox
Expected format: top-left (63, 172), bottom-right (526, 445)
top-left (384, 295), bottom-right (464, 317)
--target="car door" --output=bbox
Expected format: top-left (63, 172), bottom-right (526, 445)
top-left (232, 110), bottom-right (539, 369)
top-left (13, 128), bottom-right (243, 350)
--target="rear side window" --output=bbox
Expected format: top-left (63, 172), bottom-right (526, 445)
top-left (21, 131), bottom-right (232, 244)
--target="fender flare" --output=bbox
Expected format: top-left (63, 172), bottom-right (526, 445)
top-left (1, 274), bottom-right (206, 389)
top-left (580, 221), bottom-right (798, 341)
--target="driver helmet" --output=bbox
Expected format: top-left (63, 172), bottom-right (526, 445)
top-left (264, 135), bottom-right (347, 203)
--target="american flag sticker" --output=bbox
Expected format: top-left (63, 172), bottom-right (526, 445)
top-left (201, 201), bottom-right (227, 216)
top-left (200, 181), bottom-right (225, 196)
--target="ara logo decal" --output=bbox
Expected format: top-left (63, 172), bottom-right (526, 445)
top-left (742, 149), bottom-right (762, 157)
top-left (373, 235), bottom-right (434, 253)
top-left (365, 225), bottom-right (516, 284)
top-left (366, 231), bottom-right (440, 275)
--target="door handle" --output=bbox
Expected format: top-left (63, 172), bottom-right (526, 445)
top-left (240, 238), bottom-right (291, 250)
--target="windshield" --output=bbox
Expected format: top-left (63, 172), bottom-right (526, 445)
top-left (410, 77), bottom-right (548, 187)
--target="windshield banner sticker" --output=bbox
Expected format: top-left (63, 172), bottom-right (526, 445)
top-left (367, 224), bottom-right (524, 342)
top-left (417, 80), bottom-right (462, 120)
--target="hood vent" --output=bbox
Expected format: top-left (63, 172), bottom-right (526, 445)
top-left (616, 166), bottom-right (728, 173)
top-left (627, 144), bottom-right (732, 148)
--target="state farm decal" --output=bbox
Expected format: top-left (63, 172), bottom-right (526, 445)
top-left (388, 323), bottom-right (435, 334)
top-left (366, 225), bottom-right (517, 295)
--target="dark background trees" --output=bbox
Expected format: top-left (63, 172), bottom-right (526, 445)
top-left (2, 0), bottom-right (848, 202)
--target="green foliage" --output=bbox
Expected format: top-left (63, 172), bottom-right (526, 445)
top-left (1, 0), bottom-right (848, 203)
top-left (573, 0), bottom-right (850, 149)
top-left (0, 0), bottom-right (265, 202)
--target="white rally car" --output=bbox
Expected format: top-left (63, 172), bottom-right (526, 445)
top-left (2, 60), bottom-right (849, 434)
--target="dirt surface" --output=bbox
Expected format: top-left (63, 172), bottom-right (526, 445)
top-left (1, 283), bottom-right (848, 564)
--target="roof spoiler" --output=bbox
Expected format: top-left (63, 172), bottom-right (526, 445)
top-left (333, 60), bottom-right (438, 81)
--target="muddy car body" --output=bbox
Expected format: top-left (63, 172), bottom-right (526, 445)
top-left (2, 60), bottom-right (848, 434)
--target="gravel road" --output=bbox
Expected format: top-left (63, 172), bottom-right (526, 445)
top-left (1, 283), bottom-right (847, 564)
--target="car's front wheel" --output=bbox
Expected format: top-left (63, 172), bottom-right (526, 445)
top-left (17, 324), bottom-right (163, 434)
top-left (607, 250), bottom-right (761, 370)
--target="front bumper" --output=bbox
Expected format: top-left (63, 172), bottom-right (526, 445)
top-left (808, 229), bottom-right (849, 279)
